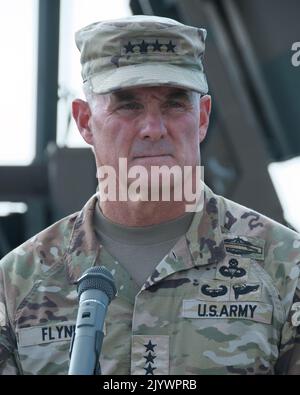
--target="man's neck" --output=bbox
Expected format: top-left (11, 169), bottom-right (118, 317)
top-left (99, 200), bottom-right (189, 226)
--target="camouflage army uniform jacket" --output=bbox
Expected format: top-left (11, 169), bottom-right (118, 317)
top-left (0, 185), bottom-right (300, 375)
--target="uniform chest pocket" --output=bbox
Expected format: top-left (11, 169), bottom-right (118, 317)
top-left (178, 299), bottom-right (279, 374)
top-left (16, 321), bottom-right (75, 375)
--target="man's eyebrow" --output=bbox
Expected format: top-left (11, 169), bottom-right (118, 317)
top-left (111, 91), bottom-right (136, 102)
top-left (111, 89), bottom-right (192, 102)
top-left (165, 90), bottom-right (192, 100)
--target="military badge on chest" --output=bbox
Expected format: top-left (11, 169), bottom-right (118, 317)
top-left (199, 279), bottom-right (229, 301)
top-left (216, 256), bottom-right (249, 282)
top-left (223, 235), bottom-right (265, 261)
top-left (182, 263), bottom-right (269, 324)
top-left (198, 278), bottom-right (261, 302)
top-left (231, 283), bottom-right (260, 301)
top-left (211, 255), bottom-right (262, 301)
top-left (183, 253), bottom-right (268, 323)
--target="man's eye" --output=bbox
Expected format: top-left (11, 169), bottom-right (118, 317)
top-left (166, 100), bottom-right (185, 109)
top-left (119, 102), bottom-right (143, 110)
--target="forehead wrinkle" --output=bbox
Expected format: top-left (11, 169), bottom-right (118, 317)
top-left (110, 86), bottom-right (193, 102)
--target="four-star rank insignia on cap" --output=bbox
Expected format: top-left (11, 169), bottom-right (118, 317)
top-left (122, 39), bottom-right (177, 55)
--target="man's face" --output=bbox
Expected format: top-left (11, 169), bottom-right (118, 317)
top-left (75, 86), bottom-right (210, 175)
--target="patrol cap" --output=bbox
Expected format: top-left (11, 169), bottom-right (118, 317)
top-left (75, 15), bottom-right (208, 95)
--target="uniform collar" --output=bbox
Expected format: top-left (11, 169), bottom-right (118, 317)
top-left (65, 185), bottom-right (226, 286)
top-left (186, 184), bottom-right (225, 266)
top-left (141, 184), bottom-right (226, 290)
top-left (65, 193), bottom-right (101, 284)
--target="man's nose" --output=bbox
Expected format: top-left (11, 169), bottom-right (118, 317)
top-left (139, 109), bottom-right (168, 141)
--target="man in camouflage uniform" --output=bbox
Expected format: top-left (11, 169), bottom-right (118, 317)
top-left (1, 15), bottom-right (300, 375)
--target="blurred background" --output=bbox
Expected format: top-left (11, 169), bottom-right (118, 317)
top-left (0, 0), bottom-right (300, 258)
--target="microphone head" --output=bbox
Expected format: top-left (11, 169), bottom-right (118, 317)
top-left (77, 266), bottom-right (117, 303)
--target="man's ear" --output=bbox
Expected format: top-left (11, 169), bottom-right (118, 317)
top-left (72, 99), bottom-right (93, 145)
top-left (199, 95), bottom-right (211, 143)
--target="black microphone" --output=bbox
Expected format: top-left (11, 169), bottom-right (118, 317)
top-left (68, 266), bottom-right (117, 375)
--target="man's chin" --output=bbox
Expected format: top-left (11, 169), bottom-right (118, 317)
top-left (131, 155), bottom-right (176, 168)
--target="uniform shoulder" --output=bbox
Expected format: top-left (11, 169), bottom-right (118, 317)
top-left (217, 193), bottom-right (299, 243)
top-left (214, 193), bottom-right (300, 311)
top-left (0, 211), bottom-right (79, 276)
top-left (0, 211), bottom-right (80, 321)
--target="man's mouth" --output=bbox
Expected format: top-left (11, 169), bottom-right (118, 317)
top-left (134, 154), bottom-right (172, 159)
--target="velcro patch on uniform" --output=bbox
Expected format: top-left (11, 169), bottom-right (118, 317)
top-left (199, 279), bottom-right (230, 301)
top-left (230, 283), bottom-right (261, 301)
top-left (182, 300), bottom-right (273, 324)
top-left (17, 321), bottom-right (76, 347)
top-left (199, 279), bottom-right (262, 302)
top-left (131, 335), bottom-right (169, 375)
top-left (223, 235), bottom-right (265, 260)
top-left (216, 256), bottom-right (250, 283)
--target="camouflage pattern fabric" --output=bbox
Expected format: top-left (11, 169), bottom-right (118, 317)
top-left (0, 184), bottom-right (299, 375)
